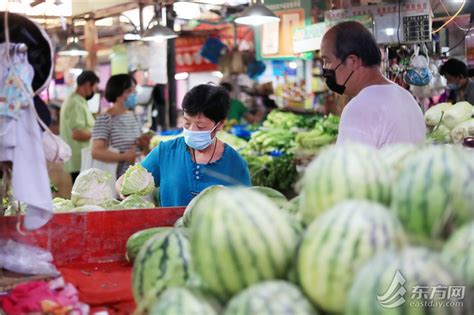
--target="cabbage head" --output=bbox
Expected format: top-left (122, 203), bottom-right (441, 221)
top-left (71, 168), bottom-right (113, 206)
top-left (71, 205), bottom-right (105, 212)
top-left (120, 164), bottom-right (155, 196)
top-left (119, 195), bottom-right (155, 209)
top-left (52, 198), bottom-right (75, 213)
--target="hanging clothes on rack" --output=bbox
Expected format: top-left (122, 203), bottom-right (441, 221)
top-left (0, 42), bottom-right (53, 230)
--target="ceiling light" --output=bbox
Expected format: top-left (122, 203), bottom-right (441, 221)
top-left (141, 23), bottom-right (178, 40)
top-left (58, 34), bottom-right (88, 56)
top-left (124, 33), bottom-right (142, 41)
top-left (212, 71), bottom-right (223, 78)
top-left (234, 1), bottom-right (280, 26)
top-left (140, 6), bottom-right (178, 41)
top-left (175, 72), bottom-right (189, 80)
top-left (385, 28), bottom-right (395, 36)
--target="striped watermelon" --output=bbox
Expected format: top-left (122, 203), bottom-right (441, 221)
top-left (297, 200), bottom-right (407, 313)
top-left (149, 288), bottom-right (220, 315)
top-left (191, 188), bottom-right (299, 299)
top-left (174, 217), bottom-right (184, 227)
top-left (248, 186), bottom-right (289, 209)
top-left (132, 229), bottom-right (192, 311)
top-left (347, 247), bottom-right (469, 315)
top-left (391, 146), bottom-right (474, 242)
top-left (285, 195), bottom-right (300, 214)
top-left (379, 143), bottom-right (418, 176)
top-left (223, 281), bottom-right (318, 315)
top-left (125, 227), bottom-right (172, 263)
top-left (442, 222), bottom-right (474, 288)
top-left (299, 143), bottom-right (392, 225)
top-left (182, 185), bottom-right (226, 227)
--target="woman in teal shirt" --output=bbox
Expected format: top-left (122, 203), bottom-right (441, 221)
top-left (140, 84), bottom-right (251, 207)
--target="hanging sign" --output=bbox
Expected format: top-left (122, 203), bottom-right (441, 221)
top-left (256, 0), bottom-right (312, 60)
top-left (293, 22), bottom-right (326, 53)
top-left (175, 36), bottom-right (218, 73)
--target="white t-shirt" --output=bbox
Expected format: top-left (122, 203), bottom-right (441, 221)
top-left (337, 84), bottom-right (426, 148)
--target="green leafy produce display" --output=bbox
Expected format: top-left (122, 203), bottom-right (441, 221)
top-left (242, 129), bottom-right (295, 155)
top-left (263, 110), bottom-right (323, 130)
top-left (243, 154), bottom-right (298, 193)
top-left (295, 114), bottom-right (340, 151)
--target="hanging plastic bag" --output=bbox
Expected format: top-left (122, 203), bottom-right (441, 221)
top-left (42, 132), bottom-right (72, 164)
top-left (404, 44), bottom-right (432, 87)
top-left (0, 239), bottom-right (59, 276)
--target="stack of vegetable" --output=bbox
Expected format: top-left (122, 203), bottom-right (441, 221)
top-left (263, 110), bottom-right (323, 130)
top-left (243, 154), bottom-right (297, 193)
top-left (241, 129), bottom-right (295, 155)
top-left (425, 101), bottom-right (473, 144)
top-left (49, 166), bottom-right (157, 213)
top-left (128, 142), bottom-right (473, 315)
top-left (295, 114), bottom-right (340, 151)
top-left (239, 126), bottom-right (297, 194)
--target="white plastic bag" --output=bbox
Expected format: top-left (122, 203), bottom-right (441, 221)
top-left (42, 131), bottom-right (71, 163)
top-left (0, 239), bottom-right (59, 276)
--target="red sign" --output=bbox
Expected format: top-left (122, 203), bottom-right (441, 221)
top-left (175, 25), bottom-right (253, 73)
top-left (175, 36), bottom-right (218, 73)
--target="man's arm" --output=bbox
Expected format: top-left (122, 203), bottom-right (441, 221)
top-left (72, 129), bottom-right (92, 141)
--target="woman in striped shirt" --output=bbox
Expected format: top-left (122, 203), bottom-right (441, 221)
top-left (91, 74), bottom-right (149, 178)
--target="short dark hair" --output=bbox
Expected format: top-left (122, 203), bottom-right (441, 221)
top-left (439, 59), bottom-right (468, 78)
top-left (77, 70), bottom-right (99, 86)
top-left (105, 74), bottom-right (137, 102)
top-left (182, 84), bottom-right (230, 123)
top-left (220, 82), bottom-right (233, 93)
top-left (326, 21), bottom-right (381, 67)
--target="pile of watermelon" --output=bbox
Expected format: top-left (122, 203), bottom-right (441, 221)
top-left (126, 143), bottom-right (473, 315)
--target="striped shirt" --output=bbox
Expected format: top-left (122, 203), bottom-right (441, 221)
top-left (92, 112), bottom-right (141, 177)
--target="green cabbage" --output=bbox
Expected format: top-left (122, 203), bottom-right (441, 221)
top-left (70, 205), bottom-right (105, 212)
top-left (451, 118), bottom-right (474, 144)
top-left (52, 197), bottom-right (75, 213)
top-left (427, 124), bottom-right (452, 143)
top-left (71, 168), bottom-right (113, 206)
top-left (424, 102), bottom-right (451, 127)
top-left (101, 198), bottom-right (125, 210)
top-left (120, 164), bottom-right (155, 196)
top-left (443, 101), bottom-right (472, 129)
top-left (119, 195), bottom-right (155, 209)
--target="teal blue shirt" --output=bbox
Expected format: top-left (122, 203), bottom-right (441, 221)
top-left (141, 137), bottom-right (251, 207)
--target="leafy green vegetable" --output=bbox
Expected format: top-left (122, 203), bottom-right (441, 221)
top-left (71, 168), bottom-right (114, 207)
top-left (243, 154), bottom-right (298, 193)
top-left (120, 164), bottom-right (155, 196)
top-left (120, 195), bottom-right (155, 209)
top-left (52, 197), bottom-right (75, 213)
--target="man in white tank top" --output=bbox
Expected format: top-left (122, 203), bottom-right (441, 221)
top-left (320, 21), bottom-right (426, 148)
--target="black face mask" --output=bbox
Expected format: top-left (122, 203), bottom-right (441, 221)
top-left (85, 93), bottom-right (95, 101)
top-left (322, 60), bottom-right (355, 95)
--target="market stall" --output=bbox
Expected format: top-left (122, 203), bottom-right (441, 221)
top-left (1, 0), bottom-right (474, 314)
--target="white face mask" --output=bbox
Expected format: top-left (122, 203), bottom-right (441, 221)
top-left (183, 123), bottom-right (219, 151)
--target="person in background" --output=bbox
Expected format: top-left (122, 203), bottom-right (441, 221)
top-left (320, 21), bottom-right (425, 148)
top-left (59, 70), bottom-right (99, 183)
top-left (220, 82), bottom-right (263, 124)
top-left (116, 84), bottom-right (251, 207)
top-left (439, 58), bottom-right (474, 105)
top-left (91, 74), bottom-right (151, 178)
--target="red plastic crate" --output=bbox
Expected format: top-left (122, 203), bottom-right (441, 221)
top-left (0, 207), bottom-right (185, 314)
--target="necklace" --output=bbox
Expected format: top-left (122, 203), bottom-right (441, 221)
top-left (192, 140), bottom-right (218, 165)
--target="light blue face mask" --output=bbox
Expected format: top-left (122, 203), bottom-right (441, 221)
top-left (447, 83), bottom-right (460, 90)
top-left (183, 123), bottom-right (219, 151)
top-left (124, 92), bottom-right (137, 109)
